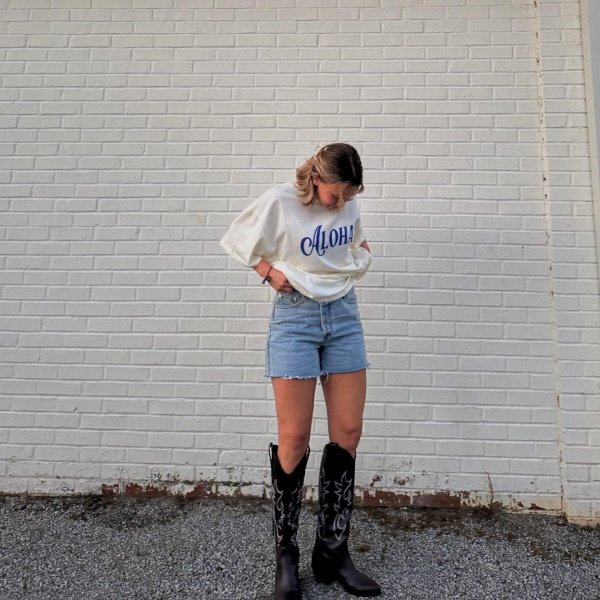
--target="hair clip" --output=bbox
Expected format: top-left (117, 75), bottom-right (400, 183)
top-left (312, 145), bottom-right (328, 160)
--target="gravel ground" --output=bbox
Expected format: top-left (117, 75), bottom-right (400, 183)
top-left (0, 494), bottom-right (599, 600)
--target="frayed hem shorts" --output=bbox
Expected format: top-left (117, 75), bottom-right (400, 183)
top-left (265, 286), bottom-right (369, 379)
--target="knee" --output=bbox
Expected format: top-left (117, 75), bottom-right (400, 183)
top-left (277, 433), bottom-right (310, 474)
top-left (331, 424), bottom-right (362, 456)
top-left (279, 432), bottom-right (310, 455)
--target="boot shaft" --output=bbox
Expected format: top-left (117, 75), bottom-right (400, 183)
top-left (316, 443), bottom-right (356, 546)
top-left (269, 443), bottom-right (310, 548)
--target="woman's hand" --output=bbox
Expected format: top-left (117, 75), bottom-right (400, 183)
top-left (254, 260), bottom-right (295, 293)
top-left (267, 267), bottom-right (295, 293)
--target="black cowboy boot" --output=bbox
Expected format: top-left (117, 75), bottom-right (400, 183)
top-left (270, 443), bottom-right (310, 600)
top-left (312, 443), bottom-right (381, 597)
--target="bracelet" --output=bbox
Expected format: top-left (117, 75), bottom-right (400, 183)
top-left (261, 265), bottom-right (274, 284)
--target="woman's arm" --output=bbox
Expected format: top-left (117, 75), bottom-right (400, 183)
top-left (360, 240), bottom-right (371, 253)
top-left (253, 259), bottom-right (272, 281)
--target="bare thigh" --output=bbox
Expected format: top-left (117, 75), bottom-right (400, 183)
top-left (272, 377), bottom-right (316, 473)
top-left (321, 369), bottom-right (367, 457)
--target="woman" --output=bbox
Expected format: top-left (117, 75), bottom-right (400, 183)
top-left (220, 143), bottom-right (381, 599)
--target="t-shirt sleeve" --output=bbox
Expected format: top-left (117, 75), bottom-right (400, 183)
top-left (219, 193), bottom-right (279, 268)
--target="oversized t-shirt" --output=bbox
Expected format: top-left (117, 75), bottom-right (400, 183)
top-left (220, 183), bottom-right (372, 303)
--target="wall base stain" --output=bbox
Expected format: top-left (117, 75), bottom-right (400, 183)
top-left (98, 479), bottom-right (554, 515)
top-left (101, 479), bottom-right (257, 500)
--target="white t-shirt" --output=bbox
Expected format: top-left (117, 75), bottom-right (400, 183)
top-left (220, 183), bottom-right (372, 302)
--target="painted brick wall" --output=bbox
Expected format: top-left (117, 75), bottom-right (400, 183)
top-left (0, 0), bottom-right (598, 522)
top-left (535, 0), bottom-right (600, 524)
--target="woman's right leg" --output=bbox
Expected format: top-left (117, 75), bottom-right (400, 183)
top-left (272, 377), bottom-right (316, 473)
top-left (269, 377), bottom-right (315, 600)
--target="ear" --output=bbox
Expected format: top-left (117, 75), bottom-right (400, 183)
top-left (312, 175), bottom-right (320, 186)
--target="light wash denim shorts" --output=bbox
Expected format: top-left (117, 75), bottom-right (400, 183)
top-left (265, 286), bottom-right (368, 379)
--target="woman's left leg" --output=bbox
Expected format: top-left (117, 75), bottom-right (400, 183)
top-left (321, 369), bottom-right (366, 456)
top-left (312, 369), bottom-right (381, 597)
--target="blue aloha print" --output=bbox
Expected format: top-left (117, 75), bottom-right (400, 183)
top-left (300, 224), bottom-right (354, 257)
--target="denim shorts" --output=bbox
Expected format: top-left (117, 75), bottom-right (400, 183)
top-left (265, 286), bottom-right (368, 379)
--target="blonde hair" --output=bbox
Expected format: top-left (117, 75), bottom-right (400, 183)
top-left (295, 143), bottom-right (364, 206)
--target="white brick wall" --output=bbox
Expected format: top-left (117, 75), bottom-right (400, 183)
top-left (535, 0), bottom-right (600, 524)
top-left (1, 0), bottom-right (599, 523)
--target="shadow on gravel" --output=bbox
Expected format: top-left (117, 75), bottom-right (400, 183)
top-left (2, 493), bottom-right (270, 531)
top-left (364, 504), bottom-right (600, 563)
top-left (4, 493), bottom-right (598, 563)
